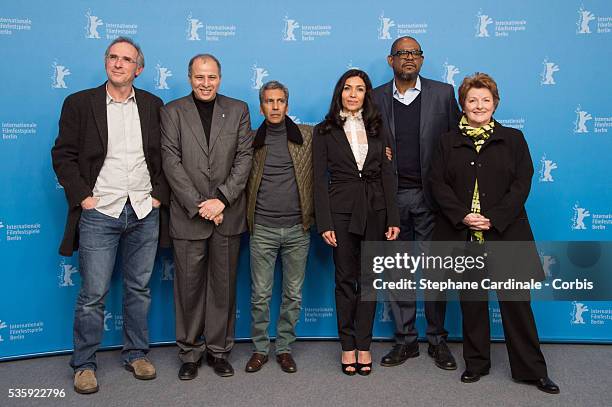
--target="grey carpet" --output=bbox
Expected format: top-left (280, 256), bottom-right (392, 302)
top-left (0, 341), bottom-right (610, 407)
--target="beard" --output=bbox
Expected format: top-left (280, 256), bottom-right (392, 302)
top-left (393, 66), bottom-right (418, 82)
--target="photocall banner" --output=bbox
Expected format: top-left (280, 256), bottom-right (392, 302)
top-left (1, 0), bottom-right (611, 359)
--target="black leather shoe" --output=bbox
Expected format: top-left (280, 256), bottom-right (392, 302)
top-left (380, 343), bottom-right (419, 367)
top-left (460, 370), bottom-right (489, 383)
top-left (535, 377), bottom-right (560, 394)
top-left (518, 377), bottom-right (560, 394)
top-left (427, 342), bottom-right (457, 370)
top-left (178, 358), bottom-right (202, 380)
top-left (206, 353), bottom-right (234, 377)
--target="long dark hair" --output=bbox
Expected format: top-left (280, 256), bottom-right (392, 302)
top-left (321, 69), bottom-right (382, 137)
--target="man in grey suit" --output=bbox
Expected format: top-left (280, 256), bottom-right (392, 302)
top-left (372, 36), bottom-right (460, 371)
top-left (160, 54), bottom-right (252, 380)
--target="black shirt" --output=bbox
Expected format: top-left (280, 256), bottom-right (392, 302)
top-left (191, 93), bottom-right (229, 206)
top-left (192, 92), bottom-right (215, 144)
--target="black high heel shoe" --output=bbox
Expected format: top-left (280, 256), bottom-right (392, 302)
top-left (357, 351), bottom-right (373, 376)
top-left (341, 350), bottom-right (357, 376)
top-left (356, 361), bottom-right (372, 376)
top-left (341, 362), bottom-right (357, 376)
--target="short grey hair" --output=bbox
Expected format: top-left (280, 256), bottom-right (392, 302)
top-left (105, 36), bottom-right (145, 67)
top-left (188, 54), bottom-right (222, 77)
top-left (258, 81), bottom-right (289, 104)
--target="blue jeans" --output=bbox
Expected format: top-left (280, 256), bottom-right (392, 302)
top-left (249, 223), bottom-right (310, 355)
top-left (70, 204), bottom-right (159, 371)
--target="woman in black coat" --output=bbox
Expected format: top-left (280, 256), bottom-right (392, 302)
top-left (429, 73), bottom-right (559, 394)
top-left (313, 69), bottom-right (400, 376)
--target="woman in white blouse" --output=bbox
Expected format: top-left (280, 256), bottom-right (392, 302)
top-left (313, 69), bottom-right (400, 376)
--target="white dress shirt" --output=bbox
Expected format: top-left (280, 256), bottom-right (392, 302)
top-left (341, 109), bottom-right (368, 171)
top-left (393, 75), bottom-right (422, 106)
top-left (92, 87), bottom-right (153, 219)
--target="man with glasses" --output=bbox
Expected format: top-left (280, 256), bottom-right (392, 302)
top-left (372, 36), bottom-right (461, 371)
top-left (244, 81), bottom-right (313, 374)
top-left (161, 54), bottom-right (252, 380)
top-left (52, 37), bottom-right (169, 394)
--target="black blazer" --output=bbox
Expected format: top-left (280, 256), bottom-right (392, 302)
top-left (312, 122), bottom-right (400, 235)
top-left (51, 83), bottom-right (169, 256)
top-left (372, 77), bottom-right (460, 209)
top-left (429, 122), bottom-right (543, 281)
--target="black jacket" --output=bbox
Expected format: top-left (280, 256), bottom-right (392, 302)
top-left (372, 77), bottom-right (460, 209)
top-left (51, 84), bottom-right (169, 255)
top-left (312, 122), bottom-right (400, 235)
top-left (429, 122), bottom-right (543, 281)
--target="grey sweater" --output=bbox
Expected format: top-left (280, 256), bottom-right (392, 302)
top-left (254, 122), bottom-right (301, 227)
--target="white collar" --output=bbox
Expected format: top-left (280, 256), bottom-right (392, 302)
top-left (339, 108), bottom-right (363, 120)
top-left (106, 85), bottom-right (136, 105)
top-left (393, 75), bottom-right (421, 96)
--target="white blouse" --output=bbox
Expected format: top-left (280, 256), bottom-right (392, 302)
top-left (340, 109), bottom-right (368, 171)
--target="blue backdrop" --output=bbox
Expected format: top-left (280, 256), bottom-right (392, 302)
top-left (1, 0), bottom-right (611, 360)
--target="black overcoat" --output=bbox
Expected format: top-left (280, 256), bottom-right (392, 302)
top-left (429, 121), bottom-right (544, 281)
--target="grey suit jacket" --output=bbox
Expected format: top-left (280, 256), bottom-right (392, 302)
top-left (160, 93), bottom-right (252, 239)
top-left (372, 76), bottom-right (460, 209)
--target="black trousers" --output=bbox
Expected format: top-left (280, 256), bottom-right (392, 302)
top-left (460, 290), bottom-right (548, 380)
top-left (332, 212), bottom-right (385, 351)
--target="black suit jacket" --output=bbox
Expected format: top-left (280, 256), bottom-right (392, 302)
top-left (312, 122), bottom-right (399, 235)
top-left (51, 83), bottom-right (169, 256)
top-left (372, 76), bottom-right (460, 209)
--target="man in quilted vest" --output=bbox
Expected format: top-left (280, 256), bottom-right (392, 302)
top-left (244, 81), bottom-right (314, 374)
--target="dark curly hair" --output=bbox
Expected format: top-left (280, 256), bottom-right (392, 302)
top-left (321, 69), bottom-right (382, 137)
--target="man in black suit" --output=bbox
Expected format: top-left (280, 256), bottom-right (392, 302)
top-left (372, 36), bottom-right (461, 371)
top-left (52, 37), bottom-right (168, 394)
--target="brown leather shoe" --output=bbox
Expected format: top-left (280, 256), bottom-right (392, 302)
top-left (276, 353), bottom-right (297, 373)
top-left (125, 358), bottom-right (157, 380)
top-left (74, 369), bottom-right (99, 394)
top-left (245, 353), bottom-right (268, 373)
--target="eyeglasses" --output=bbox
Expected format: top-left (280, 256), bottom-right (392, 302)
top-left (106, 54), bottom-right (138, 65)
top-left (390, 49), bottom-right (424, 59)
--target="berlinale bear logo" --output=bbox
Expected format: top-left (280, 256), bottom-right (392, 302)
top-left (570, 302), bottom-right (589, 324)
top-left (378, 12), bottom-right (395, 40)
top-left (155, 64), bottom-right (173, 90)
top-left (283, 16), bottom-right (300, 41)
top-left (251, 64), bottom-right (269, 90)
top-left (186, 13), bottom-right (203, 41)
top-left (85, 10), bottom-right (103, 39)
top-left (475, 11), bottom-right (493, 37)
